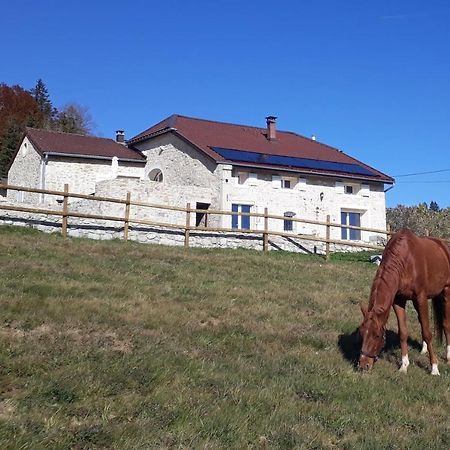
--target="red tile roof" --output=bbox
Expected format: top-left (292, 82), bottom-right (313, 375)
top-left (129, 114), bottom-right (393, 183)
top-left (25, 128), bottom-right (145, 161)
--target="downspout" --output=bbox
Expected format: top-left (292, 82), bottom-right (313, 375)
top-left (39, 154), bottom-right (48, 203)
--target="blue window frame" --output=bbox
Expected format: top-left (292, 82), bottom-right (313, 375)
top-left (341, 211), bottom-right (361, 240)
top-left (232, 204), bottom-right (251, 230)
top-left (284, 211), bottom-right (295, 232)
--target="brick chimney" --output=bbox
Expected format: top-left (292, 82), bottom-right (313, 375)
top-left (115, 130), bottom-right (125, 144)
top-left (265, 116), bottom-right (277, 141)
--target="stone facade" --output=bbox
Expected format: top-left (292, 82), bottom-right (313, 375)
top-left (7, 137), bottom-right (42, 203)
top-left (132, 133), bottom-right (388, 246)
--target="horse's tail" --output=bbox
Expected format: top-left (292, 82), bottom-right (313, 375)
top-left (432, 296), bottom-right (444, 344)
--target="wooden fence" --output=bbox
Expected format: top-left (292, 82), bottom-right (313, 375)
top-left (0, 183), bottom-right (391, 259)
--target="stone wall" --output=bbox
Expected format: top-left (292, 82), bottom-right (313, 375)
top-left (7, 137), bottom-right (42, 204)
top-left (133, 133), bottom-right (218, 190)
top-left (0, 195), bottom-right (384, 255)
top-left (43, 158), bottom-right (144, 203)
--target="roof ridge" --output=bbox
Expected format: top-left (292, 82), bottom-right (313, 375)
top-left (175, 114), bottom-right (268, 131)
top-left (26, 127), bottom-right (115, 142)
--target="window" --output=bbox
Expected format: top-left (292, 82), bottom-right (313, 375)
top-left (341, 211), bottom-right (361, 240)
top-left (284, 211), bottom-right (295, 232)
top-left (149, 169), bottom-right (163, 182)
top-left (238, 171), bottom-right (249, 184)
top-left (344, 183), bottom-right (360, 195)
top-left (232, 204), bottom-right (251, 230)
top-left (281, 176), bottom-right (296, 189)
top-left (281, 179), bottom-right (291, 189)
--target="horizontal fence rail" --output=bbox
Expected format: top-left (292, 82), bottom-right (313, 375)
top-left (0, 183), bottom-right (391, 258)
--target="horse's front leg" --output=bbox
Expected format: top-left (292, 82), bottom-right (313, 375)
top-left (393, 299), bottom-right (409, 373)
top-left (415, 295), bottom-right (439, 375)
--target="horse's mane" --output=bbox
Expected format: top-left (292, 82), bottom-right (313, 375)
top-left (368, 230), bottom-right (411, 316)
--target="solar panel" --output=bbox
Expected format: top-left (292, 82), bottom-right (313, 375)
top-left (211, 147), bottom-right (376, 177)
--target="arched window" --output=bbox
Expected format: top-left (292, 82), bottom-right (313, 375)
top-left (284, 211), bottom-right (295, 232)
top-left (149, 169), bottom-right (163, 182)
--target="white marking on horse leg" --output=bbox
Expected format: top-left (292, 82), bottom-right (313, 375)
top-left (447, 345), bottom-right (450, 362)
top-left (420, 341), bottom-right (428, 354)
top-left (399, 355), bottom-right (409, 373)
top-left (431, 363), bottom-right (440, 376)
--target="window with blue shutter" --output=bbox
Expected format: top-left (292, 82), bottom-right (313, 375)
top-left (341, 211), bottom-right (361, 240)
top-left (232, 204), bottom-right (239, 229)
top-left (232, 204), bottom-right (251, 230)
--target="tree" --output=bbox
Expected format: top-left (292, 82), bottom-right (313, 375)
top-left (54, 103), bottom-right (93, 135)
top-left (430, 201), bottom-right (440, 212)
top-left (30, 79), bottom-right (55, 127)
top-left (387, 203), bottom-right (450, 239)
top-left (0, 83), bottom-right (44, 177)
top-left (0, 119), bottom-right (23, 178)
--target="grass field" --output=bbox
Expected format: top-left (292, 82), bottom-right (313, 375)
top-left (1, 226), bottom-right (450, 449)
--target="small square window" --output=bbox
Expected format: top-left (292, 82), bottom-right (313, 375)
top-left (345, 185), bottom-right (353, 194)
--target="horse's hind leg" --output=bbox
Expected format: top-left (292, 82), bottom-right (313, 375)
top-left (442, 287), bottom-right (450, 364)
top-left (415, 295), bottom-right (439, 375)
top-left (393, 299), bottom-right (409, 373)
top-left (421, 341), bottom-right (428, 354)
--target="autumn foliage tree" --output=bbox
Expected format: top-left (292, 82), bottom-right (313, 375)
top-left (0, 84), bottom-right (44, 178)
top-left (387, 202), bottom-right (450, 239)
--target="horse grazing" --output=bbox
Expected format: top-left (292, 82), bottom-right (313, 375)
top-left (358, 229), bottom-right (450, 375)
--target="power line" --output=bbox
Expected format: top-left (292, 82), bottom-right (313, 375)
top-left (393, 168), bottom-right (450, 177)
top-left (396, 180), bottom-right (450, 184)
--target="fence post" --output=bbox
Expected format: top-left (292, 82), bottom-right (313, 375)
top-left (325, 214), bottom-right (331, 261)
top-left (263, 207), bottom-right (269, 252)
top-left (184, 202), bottom-right (191, 248)
top-left (124, 192), bottom-right (131, 240)
top-left (62, 184), bottom-right (69, 238)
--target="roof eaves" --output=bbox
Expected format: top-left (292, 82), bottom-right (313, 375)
top-left (43, 152), bottom-right (146, 163)
top-left (217, 160), bottom-right (394, 184)
top-left (127, 126), bottom-right (177, 145)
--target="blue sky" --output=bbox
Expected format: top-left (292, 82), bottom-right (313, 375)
top-left (1, 0), bottom-right (450, 207)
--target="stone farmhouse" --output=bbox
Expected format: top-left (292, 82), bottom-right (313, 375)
top-left (7, 128), bottom-right (145, 204)
top-left (7, 115), bottom-right (394, 246)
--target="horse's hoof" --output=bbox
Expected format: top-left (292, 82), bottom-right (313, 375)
top-left (431, 365), bottom-right (440, 376)
top-left (399, 366), bottom-right (408, 374)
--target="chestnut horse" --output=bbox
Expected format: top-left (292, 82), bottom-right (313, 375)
top-left (358, 229), bottom-right (450, 375)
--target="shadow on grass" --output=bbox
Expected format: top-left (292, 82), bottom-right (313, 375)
top-left (338, 328), bottom-right (423, 369)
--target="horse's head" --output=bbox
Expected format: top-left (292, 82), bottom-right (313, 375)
top-left (358, 304), bottom-right (385, 371)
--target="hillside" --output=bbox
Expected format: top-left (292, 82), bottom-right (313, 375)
top-left (0, 226), bottom-right (449, 449)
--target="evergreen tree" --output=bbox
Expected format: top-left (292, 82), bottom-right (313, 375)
top-left (430, 201), bottom-right (440, 212)
top-left (0, 119), bottom-right (22, 179)
top-left (30, 79), bottom-right (54, 127)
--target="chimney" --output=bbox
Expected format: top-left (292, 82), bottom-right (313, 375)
top-left (265, 116), bottom-right (277, 141)
top-left (115, 130), bottom-right (125, 144)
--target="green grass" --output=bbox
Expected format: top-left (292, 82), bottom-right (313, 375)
top-left (1, 225), bottom-right (450, 449)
